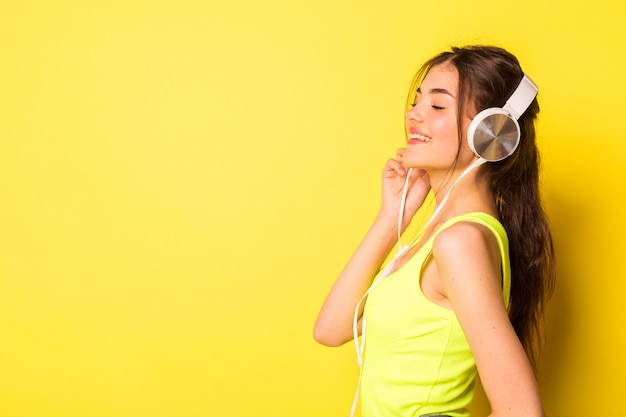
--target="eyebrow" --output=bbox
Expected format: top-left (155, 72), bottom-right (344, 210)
top-left (416, 87), bottom-right (455, 98)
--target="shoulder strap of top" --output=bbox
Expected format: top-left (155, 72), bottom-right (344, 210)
top-left (427, 212), bottom-right (511, 308)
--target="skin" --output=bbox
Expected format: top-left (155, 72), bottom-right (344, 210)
top-left (313, 63), bottom-right (544, 416)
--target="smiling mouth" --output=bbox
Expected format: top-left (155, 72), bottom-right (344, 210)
top-left (408, 133), bottom-right (432, 143)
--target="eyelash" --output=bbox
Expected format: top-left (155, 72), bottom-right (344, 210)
top-left (410, 94), bottom-right (446, 110)
top-left (410, 101), bottom-right (445, 110)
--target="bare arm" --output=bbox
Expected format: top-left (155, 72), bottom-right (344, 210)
top-left (313, 211), bottom-right (399, 346)
top-left (313, 150), bottom-right (431, 347)
top-left (434, 223), bottom-right (544, 417)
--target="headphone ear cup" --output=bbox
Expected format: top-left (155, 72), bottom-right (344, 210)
top-left (467, 108), bottom-right (521, 162)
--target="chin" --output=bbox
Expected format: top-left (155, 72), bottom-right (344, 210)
top-left (402, 157), bottom-right (427, 169)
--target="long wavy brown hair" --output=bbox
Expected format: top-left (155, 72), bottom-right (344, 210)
top-left (408, 45), bottom-right (556, 374)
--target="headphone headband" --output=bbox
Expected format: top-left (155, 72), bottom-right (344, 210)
top-left (503, 74), bottom-right (538, 120)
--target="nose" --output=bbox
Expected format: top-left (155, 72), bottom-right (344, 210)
top-left (406, 103), bottom-right (423, 122)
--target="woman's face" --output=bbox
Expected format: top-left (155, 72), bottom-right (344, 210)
top-left (403, 63), bottom-right (475, 171)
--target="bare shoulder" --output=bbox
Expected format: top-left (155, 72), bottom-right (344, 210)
top-left (431, 220), bottom-right (502, 290)
top-left (432, 220), bottom-right (499, 258)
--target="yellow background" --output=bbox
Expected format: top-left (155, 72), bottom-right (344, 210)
top-left (1, 1), bottom-right (625, 416)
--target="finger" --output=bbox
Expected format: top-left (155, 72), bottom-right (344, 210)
top-left (383, 158), bottom-right (406, 177)
top-left (395, 147), bottom-right (406, 162)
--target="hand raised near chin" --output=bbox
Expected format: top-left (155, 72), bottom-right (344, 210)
top-left (380, 148), bottom-right (431, 227)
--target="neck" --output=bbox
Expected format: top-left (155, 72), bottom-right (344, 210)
top-left (428, 158), bottom-right (496, 220)
top-left (429, 158), bottom-right (483, 202)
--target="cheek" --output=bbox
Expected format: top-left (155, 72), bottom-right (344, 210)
top-left (431, 114), bottom-right (458, 137)
top-left (435, 119), bottom-right (462, 151)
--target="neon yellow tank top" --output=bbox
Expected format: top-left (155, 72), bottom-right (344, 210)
top-left (361, 212), bottom-right (510, 417)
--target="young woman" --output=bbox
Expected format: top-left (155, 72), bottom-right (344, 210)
top-left (314, 46), bottom-right (556, 417)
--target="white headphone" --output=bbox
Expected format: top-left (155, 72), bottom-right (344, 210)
top-left (467, 74), bottom-right (538, 161)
